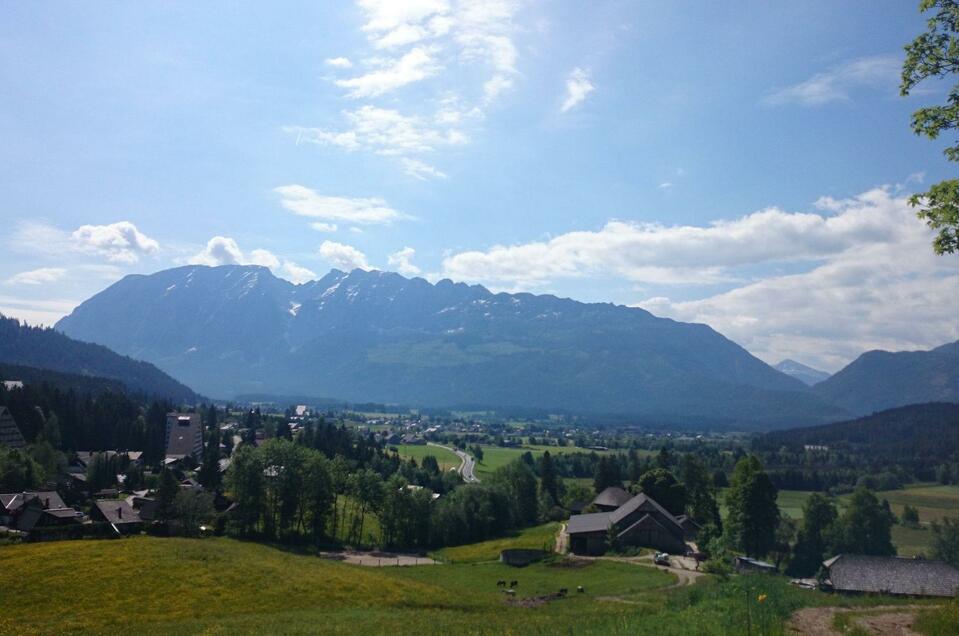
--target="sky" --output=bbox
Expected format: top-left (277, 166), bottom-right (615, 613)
top-left (2, 1), bottom-right (958, 372)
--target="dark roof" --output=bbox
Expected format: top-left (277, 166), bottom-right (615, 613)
top-left (1, 491), bottom-right (66, 513)
top-left (94, 500), bottom-right (141, 525)
top-left (616, 512), bottom-right (671, 541)
top-left (566, 511), bottom-right (611, 534)
top-left (592, 486), bottom-right (631, 509)
top-left (27, 491), bottom-right (66, 510)
top-left (609, 493), bottom-right (685, 535)
top-left (0, 406), bottom-right (26, 449)
top-left (824, 554), bottom-right (959, 597)
top-left (15, 507), bottom-right (82, 531)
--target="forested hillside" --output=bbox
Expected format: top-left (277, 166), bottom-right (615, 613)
top-left (0, 315), bottom-right (198, 404)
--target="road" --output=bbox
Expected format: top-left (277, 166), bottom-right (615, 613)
top-left (428, 442), bottom-right (480, 483)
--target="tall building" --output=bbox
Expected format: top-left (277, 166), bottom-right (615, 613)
top-left (165, 412), bottom-right (203, 460)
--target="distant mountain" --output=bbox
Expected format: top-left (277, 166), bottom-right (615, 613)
top-left (774, 359), bottom-right (831, 386)
top-left (756, 402), bottom-right (959, 465)
top-left (0, 315), bottom-right (199, 404)
top-left (812, 340), bottom-right (959, 416)
top-left (56, 265), bottom-right (847, 429)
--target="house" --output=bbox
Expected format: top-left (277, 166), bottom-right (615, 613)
top-left (733, 556), bottom-right (778, 574)
top-left (591, 486), bottom-right (632, 512)
top-left (1, 491), bottom-right (82, 533)
top-left (821, 554), bottom-right (959, 597)
top-left (16, 506), bottom-right (83, 533)
top-left (166, 412), bottom-right (203, 461)
top-left (567, 492), bottom-right (690, 556)
top-left (0, 406), bottom-right (26, 449)
top-left (93, 499), bottom-right (143, 534)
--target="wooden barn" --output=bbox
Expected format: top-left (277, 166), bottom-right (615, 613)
top-left (567, 492), bottom-right (690, 556)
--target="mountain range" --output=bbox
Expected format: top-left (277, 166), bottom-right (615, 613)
top-left (53, 264), bottom-right (959, 428)
top-left (773, 359), bottom-right (831, 386)
top-left (55, 265), bottom-right (848, 429)
top-left (0, 314), bottom-right (199, 403)
top-left (811, 340), bottom-right (959, 416)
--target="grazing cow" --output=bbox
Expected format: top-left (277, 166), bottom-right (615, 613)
top-left (577, 585), bottom-right (585, 593)
top-left (504, 589), bottom-right (516, 596)
top-left (509, 580), bottom-right (518, 588)
top-left (496, 580), bottom-right (506, 587)
top-left (558, 588), bottom-right (568, 596)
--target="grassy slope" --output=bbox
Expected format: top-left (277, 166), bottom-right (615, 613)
top-left (433, 522), bottom-right (558, 563)
top-left (392, 443), bottom-right (461, 471)
top-left (1, 536), bottom-right (940, 635)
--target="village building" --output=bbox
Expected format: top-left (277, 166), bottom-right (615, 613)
top-left (591, 486), bottom-right (632, 512)
top-left (0, 406), bottom-right (26, 449)
top-left (567, 491), bottom-right (691, 556)
top-left (92, 499), bottom-right (143, 535)
top-left (1, 490), bottom-right (83, 533)
top-left (822, 554), bottom-right (959, 597)
top-left (166, 412), bottom-right (203, 461)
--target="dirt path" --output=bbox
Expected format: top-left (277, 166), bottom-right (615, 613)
top-left (319, 551), bottom-right (438, 567)
top-left (786, 605), bottom-right (927, 635)
top-left (555, 523), bottom-right (568, 554)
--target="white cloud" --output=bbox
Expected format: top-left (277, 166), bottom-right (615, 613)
top-left (288, 0), bottom-right (521, 179)
top-left (274, 184), bottom-right (411, 225)
top-left (5, 267), bottom-right (67, 286)
top-left (442, 186), bottom-right (959, 369)
top-left (319, 240), bottom-right (371, 271)
top-left (280, 261), bottom-right (317, 284)
top-left (0, 294), bottom-right (80, 326)
top-left (560, 67), bottom-right (594, 112)
top-left (658, 182), bottom-right (673, 190)
top-left (441, 188), bottom-right (906, 287)
top-left (311, 222), bottom-right (338, 233)
top-left (401, 157), bottom-right (448, 180)
top-left (284, 105), bottom-right (467, 168)
top-left (71, 221), bottom-right (160, 263)
top-left (189, 236), bottom-right (315, 283)
top-left (325, 56), bottom-right (353, 68)
top-left (335, 47), bottom-right (440, 98)
top-left (388, 246), bottom-right (422, 276)
top-left (764, 54), bottom-right (901, 106)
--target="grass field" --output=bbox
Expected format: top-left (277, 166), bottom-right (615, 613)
top-left (391, 443), bottom-right (461, 472)
top-left (2, 535), bottom-right (940, 635)
top-left (433, 522), bottom-right (558, 563)
top-left (474, 444), bottom-right (615, 479)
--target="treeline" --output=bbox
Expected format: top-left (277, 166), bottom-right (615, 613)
top-left (224, 436), bottom-right (559, 550)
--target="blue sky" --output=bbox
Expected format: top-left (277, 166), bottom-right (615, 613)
top-left (2, 1), bottom-right (958, 371)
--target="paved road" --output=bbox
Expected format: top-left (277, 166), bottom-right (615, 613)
top-left (427, 443), bottom-right (480, 483)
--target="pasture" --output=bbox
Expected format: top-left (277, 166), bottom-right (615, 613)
top-left (391, 443), bottom-right (461, 472)
top-left (433, 522), bottom-right (558, 563)
top-left (0, 535), bottom-right (942, 635)
top-left (474, 444), bottom-right (615, 479)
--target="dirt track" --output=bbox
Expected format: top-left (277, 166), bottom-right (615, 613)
top-left (786, 605), bottom-right (926, 635)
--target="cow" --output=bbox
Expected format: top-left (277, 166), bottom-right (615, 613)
top-left (504, 589), bottom-right (516, 596)
top-left (577, 585), bottom-right (585, 593)
top-left (509, 580), bottom-right (518, 588)
top-left (496, 580), bottom-right (506, 587)
top-left (558, 588), bottom-right (568, 596)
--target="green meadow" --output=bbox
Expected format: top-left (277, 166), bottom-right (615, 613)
top-left (392, 443), bottom-right (461, 471)
top-left (0, 535), bottom-right (933, 635)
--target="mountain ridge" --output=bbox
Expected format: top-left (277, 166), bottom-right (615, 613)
top-left (774, 359), bottom-right (831, 386)
top-left (56, 264), bottom-right (847, 429)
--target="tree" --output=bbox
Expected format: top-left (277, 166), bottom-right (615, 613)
top-left (830, 487), bottom-right (896, 556)
top-left (0, 447), bottom-right (42, 491)
top-left (539, 450), bottom-right (559, 504)
top-left (593, 455), bottom-right (622, 493)
top-left (681, 454), bottom-right (721, 528)
top-left (157, 467), bottom-right (180, 521)
top-left (225, 444), bottom-right (264, 536)
top-left (901, 0), bottom-right (959, 253)
top-left (725, 456), bottom-right (780, 558)
top-left (788, 492), bottom-right (839, 577)
top-left (931, 517), bottom-right (959, 566)
top-left (302, 453), bottom-right (334, 546)
top-left (638, 467), bottom-right (686, 515)
top-left (902, 504), bottom-right (921, 529)
top-left (197, 426), bottom-right (221, 490)
top-left (174, 489), bottom-right (215, 536)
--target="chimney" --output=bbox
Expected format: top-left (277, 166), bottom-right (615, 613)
top-left (44, 497), bottom-right (49, 509)
top-left (117, 506), bottom-right (122, 519)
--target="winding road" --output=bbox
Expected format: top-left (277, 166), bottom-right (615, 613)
top-left (428, 442), bottom-right (480, 483)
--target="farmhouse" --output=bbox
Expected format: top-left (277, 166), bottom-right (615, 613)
top-left (166, 412), bottom-right (203, 461)
top-left (93, 499), bottom-right (143, 535)
top-left (567, 492), bottom-right (690, 556)
top-left (822, 554), bottom-right (959, 597)
top-left (0, 406), bottom-right (26, 449)
top-left (591, 486), bottom-right (632, 511)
